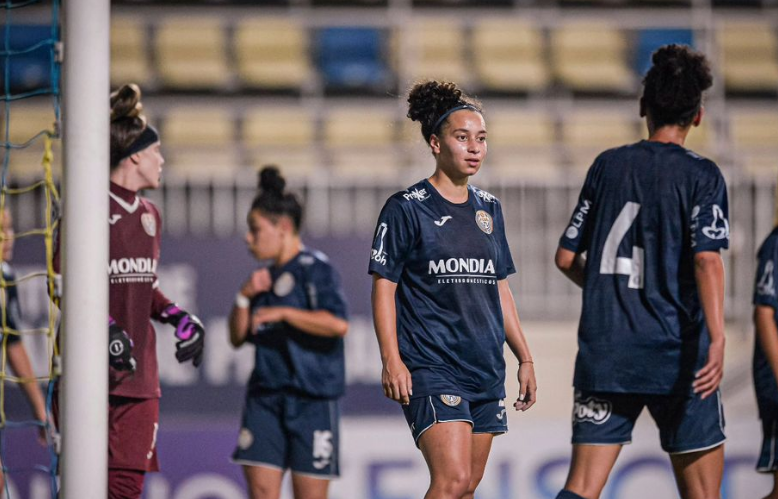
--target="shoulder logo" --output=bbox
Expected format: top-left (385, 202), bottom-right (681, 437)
top-left (371, 222), bottom-right (388, 266)
top-left (758, 260), bottom-right (776, 297)
top-left (403, 188), bottom-right (430, 202)
top-left (141, 213), bottom-right (156, 237)
top-left (109, 214), bottom-right (122, 225)
top-left (475, 210), bottom-right (493, 234)
top-left (474, 188), bottom-right (496, 203)
top-left (573, 395), bottom-right (612, 425)
top-left (440, 395), bottom-right (462, 407)
top-left (701, 205), bottom-right (729, 241)
top-left (434, 215), bottom-right (452, 227)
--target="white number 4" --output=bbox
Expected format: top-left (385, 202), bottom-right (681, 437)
top-left (600, 202), bottom-right (644, 289)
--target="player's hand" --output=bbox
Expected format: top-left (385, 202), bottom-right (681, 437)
top-left (109, 318), bottom-right (136, 372)
top-left (382, 356), bottom-right (412, 405)
top-left (241, 269), bottom-right (272, 299)
top-left (160, 304), bottom-right (205, 367)
top-left (514, 362), bottom-right (537, 412)
top-left (693, 338), bottom-right (724, 399)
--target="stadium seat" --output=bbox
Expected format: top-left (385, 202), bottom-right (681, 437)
top-left (161, 107), bottom-right (238, 179)
top-left (718, 23), bottom-right (778, 94)
top-left (111, 17), bottom-right (152, 87)
top-left (484, 109), bottom-right (562, 179)
top-left (551, 25), bottom-right (635, 94)
top-left (402, 21), bottom-right (468, 85)
top-left (561, 111), bottom-right (641, 169)
top-left (154, 18), bottom-right (231, 90)
top-left (323, 108), bottom-right (399, 179)
top-left (234, 18), bottom-right (313, 92)
top-left (242, 107), bottom-right (319, 180)
top-left (634, 29), bottom-right (694, 78)
top-left (728, 110), bottom-right (778, 177)
top-left (471, 20), bottom-right (550, 94)
top-left (315, 27), bottom-right (392, 93)
top-left (0, 25), bottom-right (54, 94)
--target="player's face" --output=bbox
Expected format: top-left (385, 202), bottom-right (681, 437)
top-left (431, 110), bottom-right (487, 181)
top-left (245, 210), bottom-right (284, 262)
top-left (136, 142), bottom-right (165, 190)
top-left (1, 210), bottom-right (13, 262)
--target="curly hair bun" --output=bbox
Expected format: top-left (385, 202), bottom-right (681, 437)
top-left (110, 83), bottom-right (145, 123)
top-left (258, 165), bottom-right (286, 195)
top-left (407, 80), bottom-right (482, 143)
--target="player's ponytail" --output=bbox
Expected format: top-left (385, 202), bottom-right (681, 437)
top-left (407, 80), bottom-right (482, 144)
top-left (110, 83), bottom-right (157, 168)
top-left (251, 166), bottom-right (303, 232)
top-left (641, 44), bottom-right (713, 129)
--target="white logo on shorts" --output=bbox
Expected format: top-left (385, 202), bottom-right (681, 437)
top-left (440, 395), bottom-right (462, 407)
top-left (312, 430), bottom-right (334, 470)
top-left (238, 428), bottom-right (254, 450)
top-left (573, 395), bottom-right (612, 425)
top-left (496, 399), bottom-right (506, 421)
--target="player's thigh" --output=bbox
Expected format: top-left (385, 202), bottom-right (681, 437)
top-left (419, 420), bottom-right (474, 483)
top-left (243, 465), bottom-right (284, 499)
top-left (291, 473), bottom-right (331, 499)
top-left (669, 445), bottom-right (724, 499)
top-left (469, 432), bottom-right (494, 488)
top-left (286, 396), bottom-right (340, 478)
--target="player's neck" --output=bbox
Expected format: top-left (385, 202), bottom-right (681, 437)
top-left (275, 237), bottom-right (302, 267)
top-left (429, 171), bottom-right (469, 204)
top-left (647, 124), bottom-right (691, 147)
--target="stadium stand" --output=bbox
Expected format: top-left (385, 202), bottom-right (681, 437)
top-left (402, 20), bottom-right (469, 86)
top-left (718, 22), bottom-right (778, 95)
top-left (111, 17), bottom-right (152, 88)
top-left (161, 107), bottom-right (238, 179)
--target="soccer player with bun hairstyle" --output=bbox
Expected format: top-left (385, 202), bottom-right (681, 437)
top-left (228, 166), bottom-right (349, 499)
top-left (56, 83), bottom-right (206, 499)
top-left (752, 188), bottom-right (778, 499)
top-left (369, 80), bottom-right (537, 499)
top-left (554, 45), bottom-right (726, 499)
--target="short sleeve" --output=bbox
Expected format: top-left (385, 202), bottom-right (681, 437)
top-left (368, 197), bottom-right (416, 282)
top-left (310, 262), bottom-right (349, 320)
top-left (691, 166), bottom-right (730, 253)
top-left (559, 163), bottom-right (597, 253)
top-left (494, 202), bottom-right (515, 279)
top-left (755, 237), bottom-right (778, 309)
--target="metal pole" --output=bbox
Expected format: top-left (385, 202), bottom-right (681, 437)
top-left (61, 1), bottom-right (110, 497)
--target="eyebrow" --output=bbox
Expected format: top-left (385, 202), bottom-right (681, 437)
top-left (451, 128), bottom-right (487, 134)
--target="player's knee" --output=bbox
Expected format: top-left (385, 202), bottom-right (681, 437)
top-left (431, 467), bottom-right (470, 498)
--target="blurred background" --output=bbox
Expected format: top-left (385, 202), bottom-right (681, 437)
top-left (2, 0), bottom-right (778, 497)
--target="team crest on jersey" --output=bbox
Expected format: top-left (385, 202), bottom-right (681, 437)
top-left (141, 213), bottom-right (156, 237)
top-left (475, 210), bottom-right (493, 234)
top-left (238, 428), bottom-right (254, 450)
top-left (273, 272), bottom-right (295, 297)
top-left (573, 393), bottom-right (612, 425)
top-left (440, 395), bottom-right (462, 407)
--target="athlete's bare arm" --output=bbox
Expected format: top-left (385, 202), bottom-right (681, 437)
top-left (555, 247), bottom-right (586, 288)
top-left (755, 305), bottom-right (778, 385)
top-left (693, 250), bottom-right (726, 399)
top-left (499, 279), bottom-right (537, 412)
top-left (372, 274), bottom-right (412, 405)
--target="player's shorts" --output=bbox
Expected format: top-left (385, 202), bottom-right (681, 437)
top-left (232, 390), bottom-right (340, 478)
top-left (571, 389), bottom-right (725, 454)
top-left (402, 395), bottom-right (507, 447)
top-left (757, 418), bottom-right (778, 472)
top-left (108, 396), bottom-right (160, 472)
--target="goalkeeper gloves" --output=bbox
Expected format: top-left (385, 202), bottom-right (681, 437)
top-left (108, 317), bottom-right (136, 372)
top-left (159, 304), bottom-right (205, 367)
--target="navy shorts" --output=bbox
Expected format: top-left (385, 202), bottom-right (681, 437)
top-left (758, 418), bottom-right (778, 472)
top-left (571, 389), bottom-right (726, 454)
top-left (402, 394), bottom-right (507, 447)
top-left (232, 391), bottom-right (340, 477)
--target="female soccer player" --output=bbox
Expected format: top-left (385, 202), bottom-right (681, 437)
top-left (229, 166), bottom-right (349, 499)
top-left (55, 83), bottom-right (206, 499)
top-left (369, 80), bottom-right (537, 499)
top-left (753, 219), bottom-right (778, 499)
top-left (554, 45), bottom-right (727, 499)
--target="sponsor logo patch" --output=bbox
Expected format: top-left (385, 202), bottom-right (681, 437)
top-left (475, 210), bottom-right (493, 234)
top-left (440, 394), bottom-right (462, 407)
top-left (312, 430), bottom-right (334, 470)
top-left (701, 204), bottom-right (729, 241)
top-left (238, 428), bottom-right (254, 450)
top-left (434, 215), bottom-right (453, 227)
top-left (403, 188), bottom-right (429, 202)
top-left (371, 222), bottom-right (388, 266)
top-left (573, 394), bottom-right (612, 425)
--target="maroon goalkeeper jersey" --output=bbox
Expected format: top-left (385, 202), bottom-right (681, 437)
top-left (55, 182), bottom-right (172, 399)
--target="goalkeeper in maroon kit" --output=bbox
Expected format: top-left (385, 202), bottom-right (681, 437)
top-left (56, 83), bottom-right (205, 499)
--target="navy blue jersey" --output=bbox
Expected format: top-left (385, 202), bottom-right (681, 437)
top-left (248, 249), bottom-right (348, 399)
top-left (368, 179), bottom-right (515, 402)
top-left (1, 263), bottom-right (21, 346)
top-left (753, 227), bottom-right (778, 418)
top-left (560, 141), bottom-right (729, 395)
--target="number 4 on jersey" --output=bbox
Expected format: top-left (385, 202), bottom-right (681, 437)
top-left (600, 202), bottom-right (644, 289)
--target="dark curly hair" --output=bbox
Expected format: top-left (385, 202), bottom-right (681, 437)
top-left (641, 44), bottom-right (713, 129)
top-left (250, 166), bottom-right (303, 232)
top-left (407, 80), bottom-right (483, 143)
top-left (110, 83), bottom-right (148, 168)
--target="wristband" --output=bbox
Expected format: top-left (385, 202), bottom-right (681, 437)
top-left (235, 292), bottom-right (250, 309)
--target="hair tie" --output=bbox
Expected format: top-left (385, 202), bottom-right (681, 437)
top-left (432, 104), bottom-right (479, 135)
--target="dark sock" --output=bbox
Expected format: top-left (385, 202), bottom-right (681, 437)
top-left (556, 490), bottom-right (587, 499)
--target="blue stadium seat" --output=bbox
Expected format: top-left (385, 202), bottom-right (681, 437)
top-left (315, 27), bottom-right (391, 93)
top-left (635, 29), bottom-right (694, 77)
top-left (0, 25), bottom-right (54, 94)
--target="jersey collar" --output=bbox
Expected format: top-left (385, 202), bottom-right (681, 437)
top-left (109, 182), bottom-right (140, 214)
